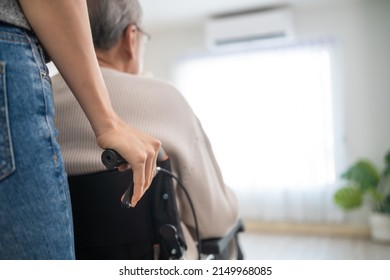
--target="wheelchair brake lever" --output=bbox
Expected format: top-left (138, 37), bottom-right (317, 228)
top-left (121, 181), bottom-right (134, 208)
top-left (101, 149), bottom-right (133, 208)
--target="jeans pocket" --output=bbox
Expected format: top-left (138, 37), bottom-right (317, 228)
top-left (0, 61), bottom-right (16, 181)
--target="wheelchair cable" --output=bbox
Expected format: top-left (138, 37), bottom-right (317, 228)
top-left (157, 167), bottom-right (202, 260)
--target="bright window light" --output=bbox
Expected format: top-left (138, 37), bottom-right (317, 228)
top-left (175, 45), bottom-right (336, 192)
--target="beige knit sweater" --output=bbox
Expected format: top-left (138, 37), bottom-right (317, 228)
top-left (52, 67), bottom-right (239, 258)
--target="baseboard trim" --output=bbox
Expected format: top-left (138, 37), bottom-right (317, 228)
top-left (243, 220), bottom-right (370, 238)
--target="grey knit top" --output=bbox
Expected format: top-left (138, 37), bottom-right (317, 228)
top-left (0, 0), bottom-right (31, 30)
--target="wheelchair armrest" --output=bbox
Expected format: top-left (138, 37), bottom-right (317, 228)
top-left (200, 219), bottom-right (245, 256)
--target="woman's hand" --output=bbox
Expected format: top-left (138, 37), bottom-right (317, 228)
top-left (96, 117), bottom-right (161, 206)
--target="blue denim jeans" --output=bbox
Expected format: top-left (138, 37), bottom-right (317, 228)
top-left (0, 23), bottom-right (75, 259)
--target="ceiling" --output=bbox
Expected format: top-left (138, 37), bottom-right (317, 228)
top-left (139, 0), bottom-right (340, 30)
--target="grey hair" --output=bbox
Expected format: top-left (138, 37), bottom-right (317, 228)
top-left (87, 0), bottom-right (143, 50)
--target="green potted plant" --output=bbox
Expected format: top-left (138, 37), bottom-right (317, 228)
top-left (333, 150), bottom-right (390, 242)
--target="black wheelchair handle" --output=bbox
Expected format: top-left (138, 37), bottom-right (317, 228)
top-left (102, 148), bottom-right (169, 170)
top-left (101, 149), bottom-right (126, 170)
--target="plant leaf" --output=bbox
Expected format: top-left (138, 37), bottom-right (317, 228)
top-left (333, 185), bottom-right (363, 210)
top-left (341, 160), bottom-right (380, 191)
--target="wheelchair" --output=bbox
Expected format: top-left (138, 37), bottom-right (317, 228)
top-left (67, 149), bottom-right (244, 260)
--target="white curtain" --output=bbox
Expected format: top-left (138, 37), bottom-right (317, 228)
top-left (174, 42), bottom-right (345, 223)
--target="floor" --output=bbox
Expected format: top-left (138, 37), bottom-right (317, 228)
top-left (239, 232), bottom-right (390, 260)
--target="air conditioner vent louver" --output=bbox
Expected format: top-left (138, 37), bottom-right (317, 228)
top-left (206, 8), bottom-right (294, 49)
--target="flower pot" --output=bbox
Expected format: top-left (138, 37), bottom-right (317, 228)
top-left (370, 212), bottom-right (390, 242)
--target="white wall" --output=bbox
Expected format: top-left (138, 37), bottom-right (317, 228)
top-left (294, 0), bottom-right (390, 170)
top-left (143, 0), bottom-right (390, 170)
top-left (143, 24), bottom-right (205, 82)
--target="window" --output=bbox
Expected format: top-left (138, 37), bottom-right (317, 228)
top-left (175, 43), bottom-right (343, 222)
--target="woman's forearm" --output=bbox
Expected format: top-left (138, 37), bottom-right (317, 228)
top-left (19, 0), bottom-right (116, 134)
top-left (19, 0), bottom-right (161, 206)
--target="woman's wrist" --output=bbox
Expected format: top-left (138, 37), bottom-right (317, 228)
top-left (91, 111), bottom-right (122, 145)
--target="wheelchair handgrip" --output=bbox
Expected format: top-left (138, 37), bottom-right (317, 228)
top-left (102, 148), bottom-right (169, 170)
top-left (101, 149), bottom-right (127, 170)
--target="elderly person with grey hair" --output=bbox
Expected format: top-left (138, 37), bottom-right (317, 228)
top-left (52, 0), bottom-right (240, 260)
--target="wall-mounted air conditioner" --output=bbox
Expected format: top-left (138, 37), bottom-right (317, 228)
top-left (206, 7), bottom-right (294, 50)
